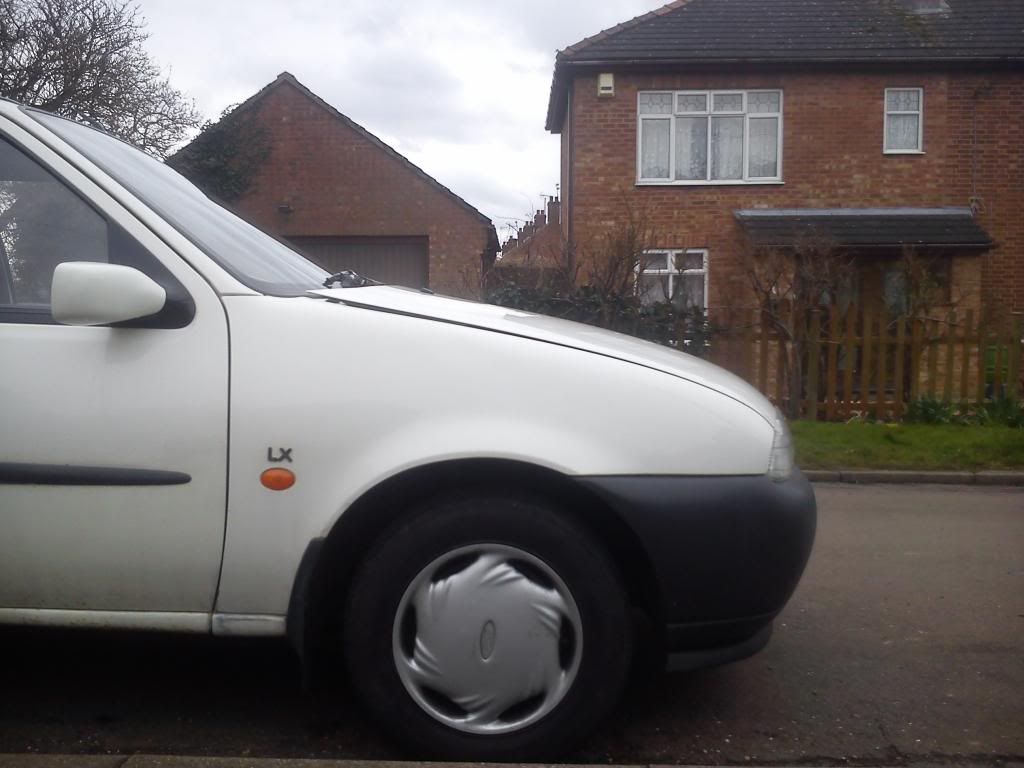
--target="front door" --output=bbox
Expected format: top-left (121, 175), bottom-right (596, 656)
top-left (0, 126), bottom-right (229, 619)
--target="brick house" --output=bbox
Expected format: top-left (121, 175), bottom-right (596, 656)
top-left (180, 73), bottom-right (498, 296)
top-left (545, 0), bottom-right (1023, 323)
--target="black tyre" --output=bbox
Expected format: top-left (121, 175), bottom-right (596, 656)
top-left (343, 492), bottom-right (633, 761)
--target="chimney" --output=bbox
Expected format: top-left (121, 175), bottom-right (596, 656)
top-left (547, 197), bottom-right (561, 227)
top-left (534, 209), bottom-right (546, 229)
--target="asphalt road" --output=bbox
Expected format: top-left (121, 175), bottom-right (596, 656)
top-left (1, 483), bottom-right (1022, 765)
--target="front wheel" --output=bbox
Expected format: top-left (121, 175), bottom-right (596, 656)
top-left (343, 493), bottom-right (633, 761)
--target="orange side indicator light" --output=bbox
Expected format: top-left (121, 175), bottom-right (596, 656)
top-left (261, 468), bottom-right (296, 491)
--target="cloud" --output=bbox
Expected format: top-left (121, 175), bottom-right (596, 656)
top-left (140, 0), bottom-right (659, 220)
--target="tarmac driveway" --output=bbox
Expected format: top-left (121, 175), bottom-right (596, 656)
top-left (0, 483), bottom-right (1021, 765)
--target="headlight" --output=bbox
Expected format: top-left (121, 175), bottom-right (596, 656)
top-left (767, 409), bottom-right (795, 481)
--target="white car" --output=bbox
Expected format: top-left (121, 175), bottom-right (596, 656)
top-left (0, 99), bottom-right (816, 760)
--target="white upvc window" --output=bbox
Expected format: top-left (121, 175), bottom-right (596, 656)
top-left (637, 90), bottom-right (783, 185)
top-left (637, 249), bottom-right (709, 310)
top-left (884, 87), bottom-right (924, 153)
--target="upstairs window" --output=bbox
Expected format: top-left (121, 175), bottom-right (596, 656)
top-left (884, 88), bottom-right (924, 153)
top-left (637, 90), bottom-right (783, 184)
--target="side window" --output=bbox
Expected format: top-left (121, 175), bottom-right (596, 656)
top-left (0, 138), bottom-right (108, 313)
top-left (0, 137), bottom-right (193, 327)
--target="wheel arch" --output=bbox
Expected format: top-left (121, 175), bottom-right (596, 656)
top-left (286, 458), bottom-right (663, 679)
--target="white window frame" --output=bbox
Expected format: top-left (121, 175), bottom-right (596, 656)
top-left (636, 90), bottom-right (784, 186)
top-left (884, 87), bottom-right (924, 154)
top-left (637, 248), bottom-right (709, 310)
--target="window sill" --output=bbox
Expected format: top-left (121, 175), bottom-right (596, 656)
top-left (636, 180), bottom-right (785, 187)
top-left (883, 150), bottom-right (926, 156)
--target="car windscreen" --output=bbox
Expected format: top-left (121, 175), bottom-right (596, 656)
top-left (28, 109), bottom-right (328, 296)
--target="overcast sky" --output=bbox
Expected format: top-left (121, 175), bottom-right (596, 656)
top-left (139, 0), bottom-right (658, 241)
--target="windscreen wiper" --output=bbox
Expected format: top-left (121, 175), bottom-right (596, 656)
top-left (323, 270), bottom-right (380, 288)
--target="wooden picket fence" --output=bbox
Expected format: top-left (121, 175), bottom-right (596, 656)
top-left (711, 307), bottom-right (1023, 421)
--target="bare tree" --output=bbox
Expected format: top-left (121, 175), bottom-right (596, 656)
top-left (0, 0), bottom-right (198, 156)
top-left (891, 245), bottom-right (966, 322)
top-left (575, 192), bottom-right (659, 326)
top-left (742, 233), bottom-right (854, 417)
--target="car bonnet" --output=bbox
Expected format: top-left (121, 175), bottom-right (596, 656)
top-left (309, 285), bottom-right (777, 425)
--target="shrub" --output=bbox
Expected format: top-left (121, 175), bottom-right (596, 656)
top-left (485, 277), bottom-right (711, 357)
top-left (903, 395), bottom-right (1024, 427)
top-left (904, 396), bottom-right (957, 425)
top-left (973, 396), bottom-right (1024, 428)
top-left (488, 194), bottom-right (714, 356)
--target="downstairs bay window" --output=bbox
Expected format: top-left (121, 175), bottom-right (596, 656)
top-left (638, 90), bottom-right (783, 184)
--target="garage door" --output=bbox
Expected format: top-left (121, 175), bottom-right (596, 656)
top-left (288, 236), bottom-right (429, 289)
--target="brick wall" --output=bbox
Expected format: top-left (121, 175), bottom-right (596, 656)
top-left (563, 68), bottom-right (1023, 320)
top-left (233, 80), bottom-right (494, 297)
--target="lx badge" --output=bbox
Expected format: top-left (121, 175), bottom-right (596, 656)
top-left (267, 447), bottom-right (293, 463)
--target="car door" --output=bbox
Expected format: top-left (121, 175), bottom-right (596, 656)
top-left (0, 124), bottom-right (229, 623)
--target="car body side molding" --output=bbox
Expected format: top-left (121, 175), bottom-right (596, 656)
top-left (0, 462), bottom-right (191, 486)
top-left (0, 607), bottom-right (210, 632)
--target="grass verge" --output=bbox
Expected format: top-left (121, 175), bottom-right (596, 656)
top-left (791, 421), bottom-right (1024, 471)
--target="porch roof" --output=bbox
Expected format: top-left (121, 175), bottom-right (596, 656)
top-left (734, 207), bottom-right (993, 250)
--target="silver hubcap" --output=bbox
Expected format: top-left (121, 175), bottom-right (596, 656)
top-left (392, 544), bottom-right (583, 734)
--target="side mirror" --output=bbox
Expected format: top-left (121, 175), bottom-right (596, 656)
top-left (51, 262), bottom-right (167, 326)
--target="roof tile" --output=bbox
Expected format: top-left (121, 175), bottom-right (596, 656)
top-left (547, 0), bottom-right (1024, 130)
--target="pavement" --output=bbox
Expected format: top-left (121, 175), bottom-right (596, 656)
top-left (5, 759), bottom-right (474, 768)
top-left (1, 759), bottom-right (1022, 768)
top-left (0, 484), bottom-right (1021, 767)
top-left (803, 469), bottom-right (1024, 485)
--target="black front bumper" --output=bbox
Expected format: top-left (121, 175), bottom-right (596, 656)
top-left (576, 470), bottom-right (816, 669)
